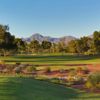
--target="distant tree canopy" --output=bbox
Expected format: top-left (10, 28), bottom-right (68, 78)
top-left (30, 40), bottom-right (40, 53)
top-left (93, 31), bottom-right (100, 53)
top-left (0, 24), bottom-right (16, 56)
top-left (41, 41), bottom-right (52, 49)
top-left (0, 24), bottom-right (100, 56)
top-left (67, 31), bottom-right (100, 55)
top-left (14, 38), bottom-right (26, 53)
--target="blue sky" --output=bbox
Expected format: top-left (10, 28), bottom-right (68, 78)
top-left (0, 0), bottom-right (100, 38)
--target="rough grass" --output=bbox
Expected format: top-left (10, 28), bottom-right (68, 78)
top-left (0, 77), bottom-right (100, 100)
top-left (0, 54), bottom-right (100, 65)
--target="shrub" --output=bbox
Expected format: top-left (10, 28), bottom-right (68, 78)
top-left (26, 66), bottom-right (36, 72)
top-left (6, 64), bottom-right (14, 72)
top-left (14, 67), bottom-right (22, 74)
top-left (66, 82), bottom-right (74, 86)
top-left (82, 67), bottom-right (89, 74)
top-left (45, 67), bottom-right (51, 73)
top-left (85, 81), bottom-right (94, 89)
top-left (0, 60), bottom-right (5, 65)
top-left (74, 77), bottom-right (84, 85)
top-left (76, 67), bottom-right (83, 72)
top-left (85, 72), bottom-right (100, 90)
top-left (50, 78), bottom-right (60, 84)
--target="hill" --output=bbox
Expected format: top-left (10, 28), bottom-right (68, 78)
top-left (22, 33), bottom-right (76, 44)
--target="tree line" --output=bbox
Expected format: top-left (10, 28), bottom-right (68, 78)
top-left (0, 24), bottom-right (100, 56)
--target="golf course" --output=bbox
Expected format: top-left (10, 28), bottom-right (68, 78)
top-left (0, 1), bottom-right (100, 98)
top-left (0, 77), bottom-right (100, 100)
top-left (0, 54), bottom-right (100, 65)
top-left (0, 54), bottom-right (100, 100)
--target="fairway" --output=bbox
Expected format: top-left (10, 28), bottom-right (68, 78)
top-left (0, 55), bottom-right (100, 65)
top-left (0, 77), bottom-right (100, 100)
top-left (0, 0), bottom-right (100, 100)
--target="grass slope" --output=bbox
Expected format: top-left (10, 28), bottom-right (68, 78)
top-left (0, 77), bottom-right (100, 100)
top-left (0, 55), bottom-right (100, 64)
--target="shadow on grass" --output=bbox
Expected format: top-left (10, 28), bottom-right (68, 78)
top-left (3, 55), bottom-right (100, 65)
top-left (0, 77), bottom-right (100, 100)
top-left (7, 54), bottom-right (100, 61)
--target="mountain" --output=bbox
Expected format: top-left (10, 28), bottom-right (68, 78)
top-left (88, 35), bottom-right (93, 38)
top-left (22, 33), bottom-right (44, 42)
top-left (22, 33), bottom-right (76, 44)
top-left (60, 36), bottom-right (77, 45)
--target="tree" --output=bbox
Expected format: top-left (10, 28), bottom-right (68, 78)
top-left (41, 41), bottom-right (52, 53)
top-left (93, 31), bottom-right (100, 54)
top-left (50, 43), bottom-right (60, 53)
top-left (29, 40), bottom-right (40, 54)
top-left (67, 40), bottom-right (77, 53)
top-left (25, 42), bottom-right (30, 54)
top-left (67, 36), bottom-right (93, 55)
top-left (81, 37), bottom-right (91, 52)
top-left (57, 41), bottom-right (66, 54)
top-left (0, 25), bottom-right (8, 44)
top-left (0, 25), bottom-right (16, 56)
top-left (14, 38), bottom-right (26, 54)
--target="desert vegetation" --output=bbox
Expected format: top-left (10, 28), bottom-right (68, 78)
top-left (0, 24), bottom-right (100, 100)
top-left (0, 24), bottom-right (100, 56)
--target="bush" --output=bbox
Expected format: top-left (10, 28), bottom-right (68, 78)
top-left (26, 66), bottom-right (36, 72)
top-left (66, 82), bottom-right (74, 86)
top-left (50, 78), bottom-right (60, 84)
top-left (6, 64), bottom-right (14, 72)
top-left (85, 81), bottom-right (94, 89)
top-left (45, 67), bottom-right (51, 73)
top-left (14, 67), bottom-right (22, 74)
top-left (85, 72), bottom-right (100, 90)
top-left (82, 67), bottom-right (89, 74)
top-left (0, 60), bottom-right (5, 65)
top-left (70, 76), bottom-right (84, 85)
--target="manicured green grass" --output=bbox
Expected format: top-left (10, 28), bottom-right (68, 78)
top-left (0, 77), bottom-right (100, 100)
top-left (0, 54), bottom-right (100, 64)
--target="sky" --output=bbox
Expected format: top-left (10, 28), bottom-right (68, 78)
top-left (0, 0), bottom-right (100, 38)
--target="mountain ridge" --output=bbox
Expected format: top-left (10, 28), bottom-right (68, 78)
top-left (22, 33), bottom-right (77, 44)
